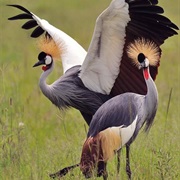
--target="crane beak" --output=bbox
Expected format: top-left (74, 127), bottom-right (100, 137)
top-left (33, 60), bottom-right (44, 67)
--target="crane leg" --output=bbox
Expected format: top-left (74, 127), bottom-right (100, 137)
top-left (103, 174), bottom-right (108, 180)
top-left (97, 162), bottom-right (108, 180)
top-left (102, 163), bottom-right (108, 180)
top-left (126, 145), bottom-right (131, 180)
top-left (117, 149), bottom-right (121, 175)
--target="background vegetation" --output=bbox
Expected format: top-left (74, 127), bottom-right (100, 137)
top-left (0, 0), bottom-right (179, 179)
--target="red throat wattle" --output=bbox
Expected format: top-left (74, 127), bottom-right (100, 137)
top-left (143, 68), bottom-right (149, 80)
top-left (42, 66), bottom-right (48, 71)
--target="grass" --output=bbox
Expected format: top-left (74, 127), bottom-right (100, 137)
top-left (0, 0), bottom-right (180, 179)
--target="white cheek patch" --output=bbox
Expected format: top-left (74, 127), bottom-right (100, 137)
top-left (144, 58), bottom-right (149, 67)
top-left (45, 56), bottom-right (52, 65)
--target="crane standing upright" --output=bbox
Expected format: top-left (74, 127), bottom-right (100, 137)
top-left (80, 39), bottom-right (159, 179)
top-left (8, 0), bottom-right (178, 178)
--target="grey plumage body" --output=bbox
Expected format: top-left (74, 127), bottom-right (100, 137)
top-left (88, 66), bottom-right (158, 143)
top-left (39, 63), bottom-right (110, 124)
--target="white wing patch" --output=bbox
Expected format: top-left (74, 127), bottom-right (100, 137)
top-left (120, 116), bottom-right (137, 146)
top-left (32, 13), bottom-right (87, 73)
top-left (79, 0), bottom-right (130, 94)
top-left (110, 115), bottom-right (138, 149)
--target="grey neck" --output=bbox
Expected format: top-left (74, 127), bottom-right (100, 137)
top-left (39, 62), bottom-right (54, 100)
top-left (143, 67), bottom-right (158, 130)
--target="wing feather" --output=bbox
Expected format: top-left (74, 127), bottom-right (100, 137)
top-left (79, 0), bottom-right (130, 94)
top-left (88, 93), bottom-right (140, 137)
top-left (80, 0), bottom-right (178, 95)
top-left (111, 0), bottom-right (178, 96)
top-left (8, 4), bottom-right (86, 73)
top-left (7, 4), bottom-right (31, 14)
top-left (22, 19), bottom-right (38, 29)
top-left (31, 26), bottom-right (45, 38)
top-left (8, 13), bottom-right (32, 20)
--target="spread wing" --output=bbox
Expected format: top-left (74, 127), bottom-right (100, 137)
top-left (79, 0), bottom-right (179, 95)
top-left (8, 5), bottom-right (87, 73)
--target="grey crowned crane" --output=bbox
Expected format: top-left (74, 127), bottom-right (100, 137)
top-left (80, 40), bottom-right (159, 179)
top-left (7, 0), bottom-right (178, 125)
top-left (8, 0), bottom-right (178, 178)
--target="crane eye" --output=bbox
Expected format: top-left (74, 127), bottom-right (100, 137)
top-left (45, 55), bottom-right (52, 65)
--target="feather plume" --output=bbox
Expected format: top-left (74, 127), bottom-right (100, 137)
top-left (80, 128), bottom-right (121, 167)
top-left (127, 38), bottom-right (161, 67)
top-left (99, 128), bottom-right (121, 161)
top-left (37, 36), bottom-right (61, 60)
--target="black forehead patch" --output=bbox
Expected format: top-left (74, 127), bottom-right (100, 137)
top-left (38, 51), bottom-right (47, 60)
top-left (138, 53), bottom-right (145, 63)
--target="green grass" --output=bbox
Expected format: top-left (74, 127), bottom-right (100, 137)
top-left (0, 0), bottom-right (180, 179)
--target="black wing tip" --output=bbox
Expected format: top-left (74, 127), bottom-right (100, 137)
top-left (127, 0), bottom-right (179, 44)
top-left (6, 4), bottom-right (14, 7)
top-left (8, 17), bottom-right (13, 20)
top-left (8, 13), bottom-right (33, 21)
top-left (7, 4), bottom-right (45, 39)
top-left (7, 4), bottom-right (31, 14)
top-left (171, 23), bottom-right (179, 31)
top-left (127, 0), bottom-right (158, 6)
top-left (21, 20), bottom-right (38, 30)
top-left (7, 4), bottom-right (33, 21)
top-left (31, 27), bottom-right (45, 38)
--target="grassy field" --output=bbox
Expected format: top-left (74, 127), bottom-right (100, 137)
top-left (0, 0), bottom-right (179, 179)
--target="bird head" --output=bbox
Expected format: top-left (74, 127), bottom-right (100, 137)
top-left (80, 136), bottom-right (106, 178)
top-left (127, 38), bottom-right (161, 68)
top-left (33, 51), bottom-right (53, 71)
top-left (137, 53), bottom-right (152, 80)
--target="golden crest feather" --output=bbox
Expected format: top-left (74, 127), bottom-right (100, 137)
top-left (127, 38), bottom-right (161, 67)
top-left (37, 36), bottom-right (61, 60)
